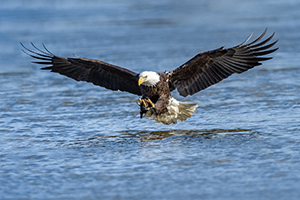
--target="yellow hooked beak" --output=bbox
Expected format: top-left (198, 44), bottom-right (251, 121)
top-left (138, 77), bottom-right (147, 86)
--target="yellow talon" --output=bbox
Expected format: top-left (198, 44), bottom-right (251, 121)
top-left (137, 98), bottom-right (155, 112)
top-left (138, 98), bottom-right (156, 118)
top-left (137, 98), bottom-right (147, 107)
top-left (137, 98), bottom-right (142, 106)
top-left (146, 99), bottom-right (155, 108)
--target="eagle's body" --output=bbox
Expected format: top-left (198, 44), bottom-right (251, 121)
top-left (22, 29), bottom-right (278, 125)
top-left (138, 71), bottom-right (198, 124)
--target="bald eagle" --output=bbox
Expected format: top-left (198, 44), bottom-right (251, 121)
top-left (22, 29), bottom-right (278, 125)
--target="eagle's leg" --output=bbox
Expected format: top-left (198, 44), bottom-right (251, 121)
top-left (137, 97), bottom-right (156, 118)
top-left (137, 98), bottom-right (149, 118)
top-left (137, 98), bottom-right (155, 110)
top-left (145, 98), bottom-right (155, 108)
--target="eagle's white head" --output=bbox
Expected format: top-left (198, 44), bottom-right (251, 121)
top-left (138, 71), bottom-right (160, 87)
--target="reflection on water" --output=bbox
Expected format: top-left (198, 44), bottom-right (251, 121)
top-left (135, 128), bottom-right (252, 142)
top-left (57, 128), bottom-right (254, 149)
top-left (75, 128), bottom-right (252, 144)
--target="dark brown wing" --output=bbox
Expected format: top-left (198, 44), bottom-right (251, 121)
top-left (21, 43), bottom-right (142, 95)
top-left (168, 28), bottom-right (278, 97)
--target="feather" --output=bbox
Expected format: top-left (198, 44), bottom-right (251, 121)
top-left (169, 28), bottom-right (278, 96)
top-left (22, 43), bottom-right (142, 95)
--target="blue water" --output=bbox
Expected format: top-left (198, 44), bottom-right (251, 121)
top-left (1, 0), bottom-right (300, 199)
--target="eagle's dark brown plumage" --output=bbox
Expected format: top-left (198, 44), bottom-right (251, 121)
top-left (21, 43), bottom-right (142, 96)
top-left (22, 28), bottom-right (278, 125)
top-left (169, 29), bottom-right (278, 97)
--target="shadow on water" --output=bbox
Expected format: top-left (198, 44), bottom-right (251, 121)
top-left (63, 128), bottom-right (255, 148)
top-left (133, 128), bottom-right (253, 142)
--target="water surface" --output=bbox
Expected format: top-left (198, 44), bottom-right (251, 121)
top-left (1, 0), bottom-right (300, 199)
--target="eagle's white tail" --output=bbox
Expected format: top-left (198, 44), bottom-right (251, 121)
top-left (145, 97), bottom-right (198, 125)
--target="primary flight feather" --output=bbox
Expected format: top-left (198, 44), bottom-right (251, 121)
top-left (22, 28), bottom-right (278, 125)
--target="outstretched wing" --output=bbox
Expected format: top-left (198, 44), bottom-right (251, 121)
top-left (168, 28), bottom-right (278, 97)
top-left (21, 43), bottom-right (142, 96)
